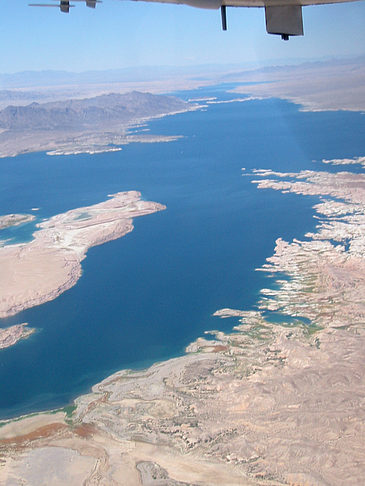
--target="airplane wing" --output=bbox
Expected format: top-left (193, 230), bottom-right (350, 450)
top-left (28, 0), bottom-right (361, 39)
top-left (29, 0), bottom-right (99, 13)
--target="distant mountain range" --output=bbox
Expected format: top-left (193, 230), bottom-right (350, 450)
top-left (0, 91), bottom-right (187, 131)
top-left (0, 58), bottom-right (360, 90)
top-left (0, 64), bottom-right (241, 89)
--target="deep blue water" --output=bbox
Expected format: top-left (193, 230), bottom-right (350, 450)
top-left (0, 86), bottom-right (364, 419)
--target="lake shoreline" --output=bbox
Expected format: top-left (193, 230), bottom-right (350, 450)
top-left (1, 161), bottom-right (365, 485)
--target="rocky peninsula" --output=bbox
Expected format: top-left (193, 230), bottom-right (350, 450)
top-left (0, 191), bottom-right (165, 318)
top-left (1, 161), bottom-right (365, 485)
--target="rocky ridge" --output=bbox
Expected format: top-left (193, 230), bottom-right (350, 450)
top-left (0, 92), bottom-right (187, 131)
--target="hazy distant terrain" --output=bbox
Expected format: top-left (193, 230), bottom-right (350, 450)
top-left (0, 65), bottom-right (229, 109)
top-left (0, 57), bottom-right (364, 112)
top-left (0, 65), bottom-right (234, 90)
top-left (229, 56), bottom-right (365, 111)
top-left (0, 57), bottom-right (363, 157)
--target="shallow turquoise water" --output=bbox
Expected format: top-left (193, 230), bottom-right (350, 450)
top-left (0, 86), bottom-right (364, 419)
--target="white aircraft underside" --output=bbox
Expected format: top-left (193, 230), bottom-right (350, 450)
top-left (28, 0), bottom-right (361, 39)
top-left (139, 0), bottom-right (356, 7)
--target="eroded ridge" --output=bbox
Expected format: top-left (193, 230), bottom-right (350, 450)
top-left (1, 164), bottom-right (365, 485)
top-left (0, 191), bottom-right (165, 318)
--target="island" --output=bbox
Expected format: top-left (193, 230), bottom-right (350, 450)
top-left (0, 213), bottom-right (35, 230)
top-left (0, 191), bottom-right (165, 318)
top-left (0, 323), bottom-right (35, 350)
top-left (1, 158), bottom-right (365, 485)
top-left (322, 155), bottom-right (365, 168)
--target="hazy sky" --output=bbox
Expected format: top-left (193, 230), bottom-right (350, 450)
top-left (0, 0), bottom-right (364, 72)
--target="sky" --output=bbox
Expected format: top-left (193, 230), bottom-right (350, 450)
top-left (0, 0), bottom-right (364, 73)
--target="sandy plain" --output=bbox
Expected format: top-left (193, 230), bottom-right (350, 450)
top-left (1, 159), bottom-right (365, 485)
top-left (0, 191), bottom-right (165, 319)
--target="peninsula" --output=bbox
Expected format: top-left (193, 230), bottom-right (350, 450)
top-left (1, 159), bottom-right (365, 485)
top-left (0, 91), bottom-right (194, 158)
top-left (0, 191), bottom-right (165, 318)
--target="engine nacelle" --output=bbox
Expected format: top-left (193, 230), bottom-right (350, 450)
top-left (265, 5), bottom-right (304, 39)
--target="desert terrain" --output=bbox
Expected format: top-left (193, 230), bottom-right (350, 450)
top-left (1, 158), bottom-right (365, 485)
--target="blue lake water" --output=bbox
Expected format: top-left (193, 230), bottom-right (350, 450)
top-left (0, 86), bottom-right (364, 419)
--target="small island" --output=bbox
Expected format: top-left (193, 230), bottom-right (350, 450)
top-left (0, 213), bottom-right (35, 230)
top-left (0, 323), bottom-right (35, 350)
